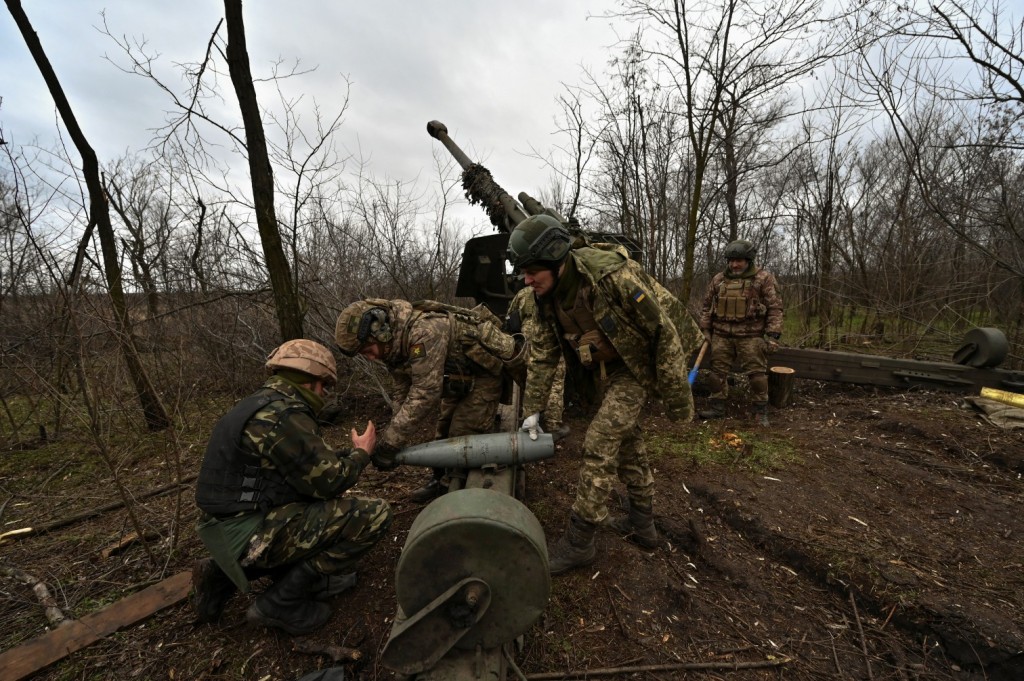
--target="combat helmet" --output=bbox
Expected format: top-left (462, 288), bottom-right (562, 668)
top-left (265, 339), bottom-right (337, 384)
top-left (506, 214), bottom-right (572, 270)
top-left (723, 239), bottom-right (757, 262)
top-left (335, 300), bottom-right (394, 357)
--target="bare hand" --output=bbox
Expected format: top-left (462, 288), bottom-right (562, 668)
top-left (351, 420), bottom-right (376, 454)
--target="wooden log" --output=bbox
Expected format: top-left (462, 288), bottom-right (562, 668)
top-left (768, 366), bottom-right (796, 408)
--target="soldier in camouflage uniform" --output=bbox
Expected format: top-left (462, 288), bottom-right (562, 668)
top-left (506, 215), bottom-right (697, 575)
top-left (335, 298), bottom-right (522, 501)
top-left (192, 339), bottom-right (391, 636)
top-left (698, 239), bottom-right (784, 425)
top-left (505, 285), bottom-right (569, 441)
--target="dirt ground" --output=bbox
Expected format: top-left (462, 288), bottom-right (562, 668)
top-left (2, 377), bottom-right (1022, 681)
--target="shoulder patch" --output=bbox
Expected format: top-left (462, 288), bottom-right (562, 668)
top-left (631, 287), bottom-right (660, 323)
top-left (409, 343), bottom-right (427, 360)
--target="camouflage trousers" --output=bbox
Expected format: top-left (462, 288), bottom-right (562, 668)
top-left (431, 372), bottom-right (504, 484)
top-left (243, 496), bottom-right (391, 576)
top-left (572, 365), bottom-right (655, 525)
top-left (707, 335), bottom-right (769, 403)
top-left (541, 359), bottom-right (567, 431)
top-left (437, 372), bottom-right (502, 438)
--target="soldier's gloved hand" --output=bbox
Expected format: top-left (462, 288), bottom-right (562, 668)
top-left (521, 413), bottom-right (543, 441)
top-left (371, 442), bottom-right (400, 471)
top-left (702, 329), bottom-right (712, 344)
top-left (765, 333), bottom-right (780, 353)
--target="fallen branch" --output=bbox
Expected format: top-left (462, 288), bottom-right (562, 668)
top-left (849, 591), bottom-right (874, 681)
top-left (292, 639), bottom-right (362, 663)
top-left (0, 565), bottom-right (71, 627)
top-left (524, 656), bottom-right (792, 680)
top-left (100, 530), bottom-right (163, 559)
top-left (604, 585), bottom-right (628, 638)
top-left (0, 474), bottom-right (197, 545)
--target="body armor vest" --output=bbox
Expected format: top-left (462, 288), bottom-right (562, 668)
top-left (196, 390), bottom-right (305, 517)
top-left (554, 284), bottom-right (620, 368)
top-left (715, 277), bottom-right (755, 321)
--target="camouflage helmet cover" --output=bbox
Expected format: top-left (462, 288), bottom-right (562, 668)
top-left (723, 239), bottom-right (757, 262)
top-left (335, 299), bottom-right (394, 356)
top-left (506, 214), bottom-right (572, 270)
top-left (265, 339), bottom-right (337, 384)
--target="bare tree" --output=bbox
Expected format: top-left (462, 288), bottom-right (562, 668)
top-left (104, 155), bottom-right (173, 317)
top-left (611, 0), bottom-right (861, 299)
top-left (223, 0), bottom-right (303, 340)
top-left (6, 0), bottom-right (170, 430)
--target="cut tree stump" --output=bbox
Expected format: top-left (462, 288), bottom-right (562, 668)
top-left (768, 366), bottom-right (796, 408)
top-left (0, 570), bottom-right (192, 681)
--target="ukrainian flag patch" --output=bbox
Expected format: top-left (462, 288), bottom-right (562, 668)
top-left (632, 290), bottom-right (647, 303)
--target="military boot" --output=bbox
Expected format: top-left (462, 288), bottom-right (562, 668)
top-left (608, 502), bottom-right (659, 549)
top-left (698, 398), bottom-right (726, 419)
top-left (191, 557), bottom-right (238, 623)
top-left (754, 403), bottom-right (770, 426)
top-left (548, 512), bottom-right (597, 576)
top-left (309, 571), bottom-right (357, 602)
top-left (409, 478), bottom-right (445, 503)
top-left (246, 561), bottom-right (332, 636)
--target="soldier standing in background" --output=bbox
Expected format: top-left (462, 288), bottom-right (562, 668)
top-left (698, 239), bottom-right (784, 425)
top-left (335, 298), bottom-right (522, 502)
top-left (505, 285), bottom-right (570, 442)
top-left (192, 339), bottom-right (391, 636)
top-left (506, 215), bottom-right (695, 576)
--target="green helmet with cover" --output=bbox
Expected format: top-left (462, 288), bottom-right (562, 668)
top-left (335, 300), bottom-right (394, 356)
top-left (506, 214), bottom-right (572, 270)
top-left (723, 239), bottom-right (757, 262)
top-left (265, 339), bottom-right (337, 384)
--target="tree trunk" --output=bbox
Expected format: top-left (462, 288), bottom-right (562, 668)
top-left (223, 0), bottom-right (304, 340)
top-left (768, 366), bottom-right (795, 408)
top-left (6, 0), bottom-right (171, 431)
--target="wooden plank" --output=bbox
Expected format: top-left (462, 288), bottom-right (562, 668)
top-left (768, 348), bottom-right (1024, 393)
top-left (0, 570), bottom-right (192, 681)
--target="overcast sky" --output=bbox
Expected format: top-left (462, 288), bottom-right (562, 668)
top-left (2, 1), bottom-right (626, 231)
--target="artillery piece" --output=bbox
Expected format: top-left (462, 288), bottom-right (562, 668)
top-left (375, 122), bottom-right (652, 680)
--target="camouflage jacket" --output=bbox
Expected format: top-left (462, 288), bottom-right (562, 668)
top-left (377, 299), bottom-right (511, 449)
top-left (239, 375), bottom-right (370, 501)
top-left (505, 286), bottom-right (542, 386)
top-left (524, 246), bottom-right (694, 422)
top-left (699, 266), bottom-right (784, 338)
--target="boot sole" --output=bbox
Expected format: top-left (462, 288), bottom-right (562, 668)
top-left (549, 551), bottom-right (596, 576)
top-left (246, 602), bottom-right (330, 636)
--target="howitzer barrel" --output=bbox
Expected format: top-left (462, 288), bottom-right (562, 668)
top-left (426, 119), bottom-right (529, 230)
top-left (426, 120), bottom-right (475, 170)
top-left (395, 431), bottom-right (555, 468)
